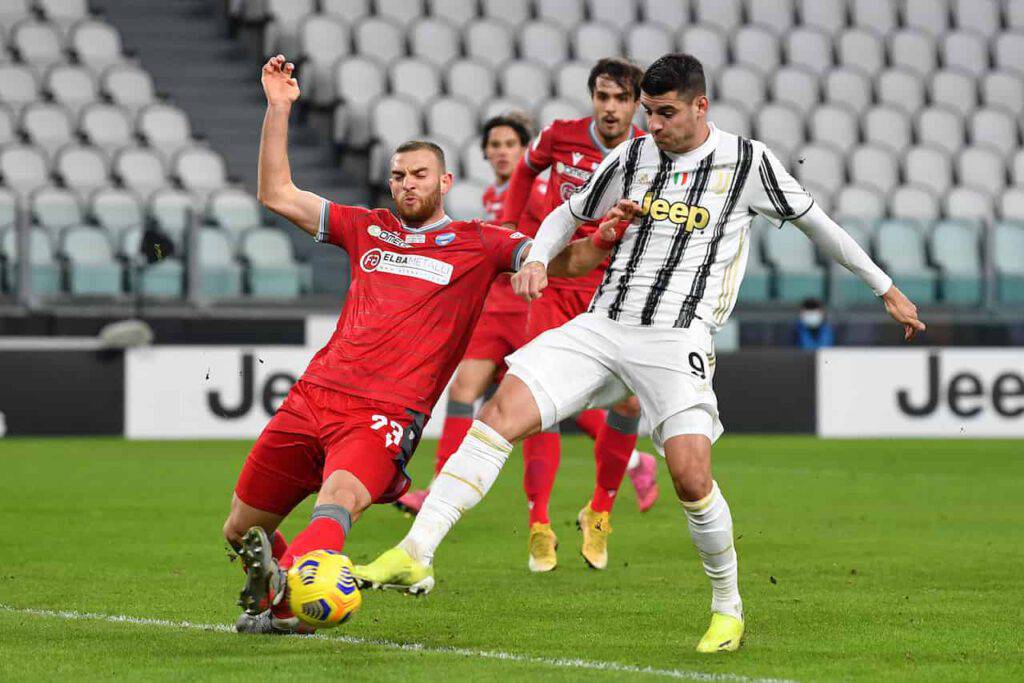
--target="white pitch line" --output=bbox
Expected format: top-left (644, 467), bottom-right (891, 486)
top-left (0, 604), bottom-right (796, 683)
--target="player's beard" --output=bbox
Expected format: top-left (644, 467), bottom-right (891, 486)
top-left (396, 184), bottom-right (442, 224)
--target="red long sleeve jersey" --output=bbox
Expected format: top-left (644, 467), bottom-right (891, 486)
top-left (480, 174), bottom-right (549, 313)
top-left (301, 202), bottom-right (533, 414)
top-left (500, 117), bottom-right (642, 292)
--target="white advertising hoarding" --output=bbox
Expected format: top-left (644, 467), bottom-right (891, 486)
top-left (817, 348), bottom-right (1024, 438)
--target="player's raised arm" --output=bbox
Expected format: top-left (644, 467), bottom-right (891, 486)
top-left (256, 54), bottom-right (324, 237)
top-left (546, 200), bottom-right (639, 279)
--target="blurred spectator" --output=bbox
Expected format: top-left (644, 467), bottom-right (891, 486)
top-left (794, 298), bottom-right (835, 349)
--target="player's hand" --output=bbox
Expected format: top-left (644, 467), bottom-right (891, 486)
top-left (512, 261), bottom-right (548, 301)
top-left (594, 199), bottom-right (640, 248)
top-left (881, 284), bottom-right (926, 341)
top-left (262, 54), bottom-right (300, 106)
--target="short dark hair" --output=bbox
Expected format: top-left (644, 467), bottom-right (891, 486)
top-left (480, 113), bottom-right (533, 152)
top-left (640, 53), bottom-right (707, 100)
top-left (394, 140), bottom-right (446, 172)
top-left (587, 57), bottom-right (644, 100)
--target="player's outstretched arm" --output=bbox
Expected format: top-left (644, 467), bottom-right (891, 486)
top-left (547, 200), bottom-right (639, 279)
top-left (791, 204), bottom-right (926, 341)
top-left (256, 54), bottom-right (324, 237)
top-left (511, 202), bottom-right (580, 300)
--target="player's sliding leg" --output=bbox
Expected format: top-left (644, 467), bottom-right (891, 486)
top-left (663, 424), bottom-right (744, 653)
top-left (522, 427), bottom-right (560, 571)
top-left (354, 375), bottom-right (543, 592)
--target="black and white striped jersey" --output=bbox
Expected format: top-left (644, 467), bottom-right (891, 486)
top-left (567, 124), bottom-right (813, 330)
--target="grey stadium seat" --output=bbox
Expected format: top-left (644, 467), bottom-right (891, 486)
top-left (874, 219), bottom-right (937, 304)
top-left (708, 100), bottom-right (750, 137)
top-left (903, 0), bottom-right (949, 38)
top-left (930, 70), bottom-right (977, 118)
top-left (970, 109), bottom-right (1019, 159)
top-left (823, 68), bottom-right (872, 116)
top-left (754, 103), bottom-right (804, 161)
top-left (953, 0), bottom-right (999, 38)
top-left (30, 186), bottom-right (82, 236)
top-left (196, 228), bottom-right (243, 299)
top-left (738, 228), bottom-right (771, 304)
top-left (149, 188), bottom-right (196, 243)
top-left (69, 21), bottom-right (125, 75)
top-left (808, 104), bottom-right (858, 155)
top-left (797, 0), bottom-right (846, 35)
top-left (262, 0), bottom-right (316, 56)
top-left (79, 104), bottom-right (134, 158)
top-left (321, 0), bottom-right (371, 23)
top-left (838, 28), bottom-right (886, 78)
top-left (761, 220), bottom-right (826, 302)
top-left (694, 0), bottom-right (742, 34)
top-left (172, 147), bottom-right (228, 200)
top-left (431, 0), bottom-right (477, 29)
top-left (481, 0), bottom-right (529, 28)
top-left (930, 219), bottom-right (982, 305)
top-left (45, 65), bottom-right (98, 118)
top-left (90, 187), bottom-right (144, 233)
top-left (465, 19), bottom-right (514, 69)
top-left (241, 227), bottom-right (306, 298)
top-left (943, 187), bottom-right (993, 223)
top-left (10, 20), bottom-right (64, 75)
top-left (889, 184), bottom-right (940, 222)
top-left (862, 106), bottom-right (912, 155)
top-left (746, 0), bottom-right (795, 35)
top-left (536, 0), bottom-right (585, 31)
top-left (849, 145), bottom-right (899, 194)
top-left (446, 181), bottom-right (488, 220)
top-left (60, 225), bottom-right (122, 296)
top-left (994, 33), bottom-right (1024, 75)
top-left (425, 97), bottom-right (477, 149)
top-left (520, 21), bottom-right (568, 70)
top-left (114, 147), bottom-right (168, 201)
top-left (903, 145), bottom-right (953, 196)
top-left (732, 25), bottom-right (780, 76)
top-left (536, 98), bottom-right (585, 128)
top-left (795, 143), bottom-right (845, 195)
top-left (297, 14), bottom-right (349, 107)
top-left (1009, 0), bottom-right (1024, 30)
top-left (54, 144), bottom-right (109, 202)
top-left (916, 108), bottom-right (964, 156)
top-left (0, 0), bottom-right (30, 33)
top-left (0, 225), bottom-right (61, 295)
top-left (119, 227), bottom-right (184, 298)
top-left (447, 59), bottom-right (497, 109)
top-left (36, 0), bottom-right (90, 38)
top-left (332, 56), bottom-right (386, 147)
top-left (207, 187), bottom-right (261, 235)
top-left (410, 18), bottom-right (460, 69)
top-left (888, 29), bottom-right (938, 78)
top-left (554, 60), bottom-right (592, 111)
top-left (0, 64), bottom-right (40, 115)
top-left (1000, 189), bottom-right (1024, 222)
top-left (993, 221), bottom-right (1024, 303)
top-left (20, 102), bottom-right (75, 159)
top-left (784, 27), bottom-right (832, 77)
top-left (573, 22), bottom-right (621, 64)
top-left (941, 31), bottom-right (988, 78)
top-left (101, 65), bottom-right (157, 116)
top-left (0, 186), bottom-right (15, 228)
top-left (677, 25), bottom-right (728, 77)
top-left (877, 68), bottom-right (926, 117)
top-left (500, 61), bottom-right (550, 109)
top-left (956, 147), bottom-right (1006, 195)
top-left (461, 140), bottom-right (493, 184)
top-left (1014, 151), bottom-right (1024, 185)
top-left (590, 0), bottom-right (638, 26)
top-left (640, 0), bottom-right (688, 33)
top-left (0, 144), bottom-right (50, 195)
top-left (377, 0), bottom-right (425, 30)
top-left (137, 104), bottom-right (193, 162)
top-left (389, 59), bottom-right (441, 107)
top-left (353, 17), bottom-right (404, 67)
top-left (369, 95), bottom-right (424, 146)
top-left (625, 23), bottom-right (674, 68)
top-left (834, 184), bottom-right (887, 221)
top-left (851, 0), bottom-right (897, 36)
top-left (717, 65), bottom-right (765, 113)
top-left (0, 106), bottom-right (15, 148)
top-left (769, 66), bottom-right (819, 117)
top-left (982, 71), bottom-right (1024, 113)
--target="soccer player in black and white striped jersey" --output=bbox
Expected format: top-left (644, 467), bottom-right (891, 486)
top-left (355, 54), bottom-right (926, 653)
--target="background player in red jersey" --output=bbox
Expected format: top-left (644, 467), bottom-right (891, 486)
top-left (498, 58), bottom-right (659, 572)
top-left (223, 55), bottom-right (629, 635)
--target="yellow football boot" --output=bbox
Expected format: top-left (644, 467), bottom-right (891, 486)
top-left (527, 522), bottom-right (558, 572)
top-left (576, 504), bottom-right (612, 569)
top-left (695, 612), bottom-right (744, 653)
top-left (352, 546), bottom-right (434, 595)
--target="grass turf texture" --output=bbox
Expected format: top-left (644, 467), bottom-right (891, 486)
top-left (1, 436), bottom-right (1022, 682)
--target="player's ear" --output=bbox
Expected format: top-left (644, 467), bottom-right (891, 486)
top-left (440, 172), bottom-right (453, 196)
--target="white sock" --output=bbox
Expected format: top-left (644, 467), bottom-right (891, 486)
top-left (626, 448), bottom-right (641, 471)
top-left (682, 481), bottom-right (743, 620)
top-left (400, 420), bottom-right (512, 566)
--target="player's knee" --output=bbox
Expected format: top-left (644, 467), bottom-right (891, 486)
top-left (611, 396), bottom-right (641, 419)
top-left (671, 470), bottom-right (713, 503)
top-left (318, 471), bottom-right (371, 514)
top-left (449, 374), bottom-right (478, 403)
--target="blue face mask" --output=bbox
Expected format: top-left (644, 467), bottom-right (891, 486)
top-left (800, 310), bottom-right (824, 329)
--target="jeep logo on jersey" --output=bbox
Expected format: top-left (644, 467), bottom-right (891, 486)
top-left (360, 248), bottom-right (453, 285)
top-left (367, 225), bottom-right (413, 249)
top-left (639, 191), bottom-right (711, 233)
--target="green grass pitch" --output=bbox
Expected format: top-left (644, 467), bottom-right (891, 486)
top-left (1, 435), bottom-right (1022, 681)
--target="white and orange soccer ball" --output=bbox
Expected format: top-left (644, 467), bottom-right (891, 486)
top-left (286, 550), bottom-right (362, 628)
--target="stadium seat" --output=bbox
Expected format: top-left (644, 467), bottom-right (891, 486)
top-left (708, 100), bottom-right (750, 137)
top-left (956, 147), bottom-right (1006, 195)
top-left (262, 0), bottom-right (316, 56)
top-left (149, 188), bottom-right (196, 243)
top-left (783, 26), bottom-right (832, 77)
top-left (982, 71), bottom-right (1024, 114)
top-left (625, 23), bottom-right (673, 68)
top-left (10, 20), bottom-right (64, 76)
top-left (119, 226), bottom-right (184, 298)
top-left (20, 102), bottom-right (75, 159)
top-left (876, 68), bottom-right (926, 116)
top-left (0, 64), bottom-right (40, 115)
top-left (993, 221), bottom-right (1024, 303)
top-left (1001, 189), bottom-right (1024, 222)
top-left (848, 145), bottom-right (899, 194)
top-left (478, 95), bottom-right (530, 124)
top-left (0, 106), bottom-right (15, 148)
top-left (0, 144), bottom-right (50, 195)
top-left (332, 56), bottom-right (386, 147)
top-left (1008, 0), bottom-right (1024, 30)
top-left (839, 28), bottom-right (886, 78)
top-left (738, 230), bottom-right (771, 305)
top-left (298, 14), bottom-right (350, 107)
top-left (802, 180), bottom-right (833, 214)
top-left (409, 18), bottom-right (460, 69)
top-left (994, 33), bottom-right (1024, 75)
top-left (677, 26), bottom-right (728, 76)
top-left (941, 31), bottom-right (988, 78)
top-left (943, 186), bottom-right (993, 223)
top-left (465, 19), bottom-right (514, 69)
top-left (431, 0), bottom-right (477, 29)
top-left (113, 147), bottom-right (168, 201)
top-left (795, 143), bottom-right (845, 195)
top-left (904, 146), bottom-right (953, 196)
top-left (90, 187), bottom-right (145, 233)
top-left (36, 0), bottom-right (89, 39)
top-left (0, 186), bottom-right (15, 228)
top-left (862, 106), bottom-right (912, 155)
top-left (761, 220), bottom-right (826, 302)
top-left (44, 65), bottom-right (98, 118)
top-left (970, 109), bottom-right (1019, 159)
top-left (732, 25), bottom-right (779, 76)
top-left (536, 0), bottom-right (585, 31)
top-left (590, 0), bottom-right (637, 26)
top-left (572, 22), bottom-right (621, 63)
top-left (769, 66), bottom-right (819, 117)
top-left (834, 184), bottom-right (886, 221)
top-left (0, 225), bottom-right (61, 295)
top-left (137, 104), bottom-right (192, 162)
top-left (499, 62), bottom-right (550, 109)
top-left (874, 219), bottom-right (937, 303)
top-left (638, 0), bottom-right (688, 32)
top-left (353, 17), bottom-right (404, 67)
top-left (207, 187), bottom-right (260, 236)
top-left (460, 140), bottom-right (492, 184)
top-left (481, 0), bottom-right (529, 28)
top-left (196, 228), bottom-right (243, 298)
top-left (851, 0), bottom-right (898, 36)
top-left (53, 144), bottom-right (109, 202)
top-left (916, 108), bottom-right (965, 156)
top-left (1014, 151), bottom-right (1024, 186)
top-left (69, 21), bottom-right (125, 76)
top-left (953, 0), bottom-right (999, 38)
top-left (377, 0), bottom-right (426, 30)
top-left (554, 61), bottom-right (593, 111)
top-left (60, 225), bottom-right (122, 296)
top-left (823, 67), bottom-right (872, 115)
top-left (30, 186), bottom-right (82, 238)
top-left (536, 98), bottom-right (585, 128)
top-left (694, 0), bottom-right (741, 34)
top-left (520, 21), bottom-right (569, 70)
top-left (746, 0), bottom-right (794, 35)
top-left (755, 103), bottom-right (804, 161)
top-left (717, 65), bottom-right (764, 113)
top-left (903, 0), bottom-right (949, 38)
top-left (446, 179), bottom-right (488, 220)
top-left (389, 59), bottom-right (441, 106)
top-left (889, 184), bottom-right (940, 222)
top-left (241, 227), bottom-right (306, 298)
top-left (446, 59), bottom-right (497, 109)
top-left (425, 97), bottom-right (477, 149)
top-left (930, 70), bottom-right (978, 118)
top-left (321, 0), bottom-right (371, 23)
top-left (0, 0), bottom-right (30, 33)
top-left (173, 147), bottom-right (228, 201)
top-left (369, 95), bottom-right (423, 147)
top-left (888, 29), bottom-right (938, 78)
top-left (930, 219), bottom-right (982, 304)
top-left (809, 105), bottom-right (858, 155)
top-left (797, 0), bottom-right (846, 36)
top-left (78, 103), bottom-right (134, 159)
top-left (101, 65), bottom-right (157, 117)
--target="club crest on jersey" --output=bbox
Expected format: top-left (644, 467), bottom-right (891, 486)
top-left (435, 232), bottom-right (456, 246)
top-left (639, 191), bottom-right (710, 233)
top-left (709, 170), bottom-right (735, 195)
top-left (367, 224), bottom-right (413, 249)
top-left (360, 248), bottom-right (453, 285)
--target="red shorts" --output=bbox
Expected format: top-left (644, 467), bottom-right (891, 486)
top-left (525, 286), bottom-right (595, 343)
top-left (234, 380), bottom-right (426, 516)
top-left (463, 309), bottom-right (528, 375)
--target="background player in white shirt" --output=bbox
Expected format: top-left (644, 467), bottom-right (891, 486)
top-left (355, 54), bottom-right (926, 653)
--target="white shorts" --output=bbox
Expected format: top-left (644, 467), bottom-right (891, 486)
top-left (505, 313), bottom-right (724, 452)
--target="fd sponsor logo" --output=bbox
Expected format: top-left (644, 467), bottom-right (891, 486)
top-left (367, 225), bottom-right (413, 249)
top-left (435, 232), bottom-right (456, 246)
top-left (360, 248), bottom-right (453, 284)
top-left (639, 191), bottom-right (710, 233)
top-left (558, 163), bottom-right (592, 182)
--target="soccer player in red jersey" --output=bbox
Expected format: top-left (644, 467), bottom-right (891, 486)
top-left (498, 58), bottom-right (659, 572)
top-left (224, 55), bottom-right (630, 635)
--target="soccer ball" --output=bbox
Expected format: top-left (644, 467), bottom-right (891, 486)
top-left (286, 550), bottom-right (362, 628)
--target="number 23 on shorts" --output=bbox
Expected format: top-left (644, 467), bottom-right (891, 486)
top-left (370, 414), bottom-right (404, 448)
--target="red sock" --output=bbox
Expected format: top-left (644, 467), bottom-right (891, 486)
top-left (523, 431), bottom-right (560, 525)
top-left (435, 415), bottom-right (473, 475)
top-left (271, 530), bottom-right (288, 561)
top-left (575, 409), bottom-right (605, 440)
top-left (279, 518), bottom-right (347, 571)
top-left (591, 421), bottom-right (638, 513)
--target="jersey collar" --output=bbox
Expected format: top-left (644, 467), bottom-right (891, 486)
top-left (491, 179), bottom-right (509, 194)
top-left (401, 214), bottom-right (453, 233)
top-left (663, 123), bottom-right (719, 165)
top-left (587, 119), bottom-right (638, 157)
